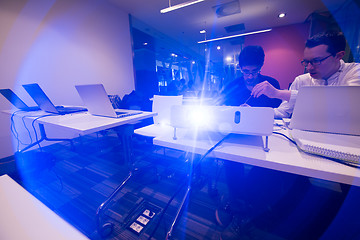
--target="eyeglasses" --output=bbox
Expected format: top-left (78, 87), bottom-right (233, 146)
top-left (301, 54), bottom-right (332, 67)
top-left (241, 68), bottom-right (261, 76)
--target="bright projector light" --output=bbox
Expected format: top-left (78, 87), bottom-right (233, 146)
top-left (188, 107), bottom-right (213, 127)
top-left (159, 120), bottom-right (169, 126)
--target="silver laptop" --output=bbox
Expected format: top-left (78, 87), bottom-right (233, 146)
top-left (22, 83), bottom-right (87, 115)
top-left (289, 86), bottom-right (360, 136)
top-left (0, 88), bottom-right (40, 111)
top-left (75, 84), bottom-right (142, 118)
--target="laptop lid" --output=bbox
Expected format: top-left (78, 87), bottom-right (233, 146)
top-left (22, 83), bottom-right (59, 113)
top-left (22, 83), bottom-right (86, 115)
top-left (0, 89), bottom-right (39, 111)
top-left (75, 84), bottom-right (141, 118)
top-left (289, 86), bottom-right (360, 136)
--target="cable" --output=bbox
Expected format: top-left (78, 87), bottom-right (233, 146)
top-left (147, 177), bottom-right (187, 240)
top-left (31, 113), bottom-right (56, 151)
top-left (272, 131), bottom-right (296, 145)
top-left (147, 133), bottom-right (230, 239)
top-left (10, 110), bottom-right (28, 151)
top-left (22, 114), bottom-right (33, 145)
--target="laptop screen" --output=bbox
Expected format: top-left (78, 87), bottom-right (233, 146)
top-left (22, 83), bottom-right (58, 113)
top-left (289, 86), bottom-right (360, 136)
top-left (0, 89), bottom-right (29, 109)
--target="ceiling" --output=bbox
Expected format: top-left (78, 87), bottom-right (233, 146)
top-left (110, 0), bottom-right (347, 62)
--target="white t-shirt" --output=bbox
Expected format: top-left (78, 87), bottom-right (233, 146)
top-left (275, 60), bottom-right (360, 118)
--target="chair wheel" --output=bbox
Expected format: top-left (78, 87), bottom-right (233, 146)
top-left (100, 222), bottom-right (113, 237)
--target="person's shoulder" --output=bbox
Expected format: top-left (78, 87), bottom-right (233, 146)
top-left (261, 75), bottom-right (278, 83)
top-left (294, 72), bottom-right (311, 82)
top-left (342, 62), bottom-right (360, 72)
top-left (260, 75), bottom-right (280, 87)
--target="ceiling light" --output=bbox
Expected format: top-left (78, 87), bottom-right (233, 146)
top-left (278, 13), bottom-right (286, 18)
top-left (198, 28), bottom-right (272, 44)
top-left (217, 46), bottom-right (221, 50)
top-left (161, 0), bottom-right (206, 14)
top-left (200, 30), bottom-right (206, 34)
top-left (143, 42), bottom-right (148, 45)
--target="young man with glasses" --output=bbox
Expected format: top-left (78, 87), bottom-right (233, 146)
top-left (220, 45), bottom-right (282, 108)
top-left (217, 46), bottom-right (285, 240)
top-left (251, 31), bottom-right (360, 118)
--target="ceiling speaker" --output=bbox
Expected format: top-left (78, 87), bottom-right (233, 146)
top-left (213, 0), bottom-right (241, 18)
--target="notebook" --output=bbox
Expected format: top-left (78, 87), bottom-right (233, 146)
top-left (75, 84), bottom-right (142, 118)
top-left (0, 88), bottom-right (40, 111)
top-left (289, 86), bottom-right (360, 136)
top-left (290, 129), bottom-right (360, 164)
top-left (288, 86), bottom-right (360, 164)
top-left (22, 83), bottom-right (87, 115)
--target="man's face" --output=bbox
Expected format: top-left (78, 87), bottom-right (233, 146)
top-left (303, 44), bottom-right (340, 80)
top-left (241, 65), bottom-right (261, 85)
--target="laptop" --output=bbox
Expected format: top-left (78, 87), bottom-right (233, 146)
top-left (75, 84), bottom-right (142, 118)
top-left (22, 83), bottom-right (87, 115)
top-left (289, 86), bottom-right (360, 136)
top-left (0, 88), bottom-right (40, 111)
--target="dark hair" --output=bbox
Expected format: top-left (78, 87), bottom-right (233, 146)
top-left (305, 31), bottom-right (346, 56)
top-left (238, 45), bottom-right (265, 68)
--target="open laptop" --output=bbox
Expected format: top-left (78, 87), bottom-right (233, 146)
top-left (0, 88), bottom-right (40, 111)
top-left (22, 83), bottom-right (87, 115)
top-left (75, 84), bottom-right (142, 118)
top-left (289, 86), bottom-right (360, 136)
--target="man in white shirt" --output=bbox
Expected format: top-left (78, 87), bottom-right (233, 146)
top-left (251, 31), bottom-right (360, 118)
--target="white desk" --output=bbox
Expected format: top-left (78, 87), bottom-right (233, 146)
top-left (134, 124), bottom-right (174, 138)
top-left (0, 174), bottom-right (89, 240)
top-left (11, 110), bottom-right (157, 135)
top-left (2, 110), bottom-right (156, 152)
top-left (153, 126), bottom-right (360, 187)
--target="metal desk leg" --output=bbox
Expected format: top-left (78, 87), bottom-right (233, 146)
top-left (20, 123), bottom-right (74, 153)
top-left (95, 124), bottom-right (135, 237)
top-left (96, 172), bottom-right (133, 237)
top-left (166, 152), bottom-right (193, 239)
top-left (166, 186), bottom-right (191, 239)
top-left (263, 136), bottom-right (270, 152)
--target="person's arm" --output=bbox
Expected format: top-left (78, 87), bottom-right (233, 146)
top-left (344, 63), bottom-right (360, 86)
top-left (273, 90), bottom-right (298, 118)
top-left (251, 81), bottom-right (291, 101)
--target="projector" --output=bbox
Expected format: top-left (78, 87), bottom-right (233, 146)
top-left (171, 105), bottom-right (274, 136)
top-left (170, 105), bottom-right (274, 151)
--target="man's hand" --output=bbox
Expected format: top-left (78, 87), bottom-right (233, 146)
top-left (251, 81), bottom-right (291, 102)
top-left (251, 81), bottom-right (279, 98)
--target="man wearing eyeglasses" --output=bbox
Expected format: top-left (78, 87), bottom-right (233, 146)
top-left (251, 31), bottom-right (360, 118)
top-left (220, 45), bottom-right (282, 108)
top-left (217, 46), bottom-right (284, 240)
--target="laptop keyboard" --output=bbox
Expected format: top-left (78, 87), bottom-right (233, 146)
top-left (115, 111), bottom-right (142, 118)
top-left (55, 106), bottom-right (87, 114)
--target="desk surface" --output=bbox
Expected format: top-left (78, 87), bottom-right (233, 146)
top-left (3, 110), bottom-right (156, 135)
top-left (37, 111), bottom-right (156, 135)
top-left (152, 125), bottom-right (360, 186)
top-left (0, 174), bottom-right (89, 240)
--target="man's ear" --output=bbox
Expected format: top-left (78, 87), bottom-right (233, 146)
top-left (336, 51), bottom-right (345, 60)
